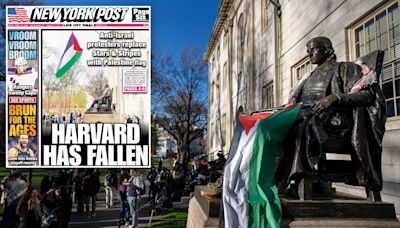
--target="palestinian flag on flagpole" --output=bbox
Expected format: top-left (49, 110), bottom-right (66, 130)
top-left (221, 105), bottom-right (300, 228)
top-left (55, 32), bottom-right (82, 78)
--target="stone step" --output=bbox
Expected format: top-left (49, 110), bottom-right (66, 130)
top-left (181, 196), bottom-right (191, 204)
top-left (284, 218), bottom-right (400, 227)
top-left (281, 197), bottom-right (397, 219)
top-left (173, 201), bottom-right (189, 209)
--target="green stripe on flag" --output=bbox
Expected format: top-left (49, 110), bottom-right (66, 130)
top-left (248, 106), bottom-right (300, 228)
top-left (55, 52), bottom-right (82, 78)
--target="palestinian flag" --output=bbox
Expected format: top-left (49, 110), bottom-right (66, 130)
top-left (221, 105), bottom-right (300, 228)
top-left (55, 32), bottom-right (82, 78)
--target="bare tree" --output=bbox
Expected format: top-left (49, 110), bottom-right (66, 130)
top-left (151, 44), bottom-right (173, 115)
top-left (151, 44), bottom-right (174, 158)
top-left (86, 69), bottom-right (108, 98)
top-left (53, 64), bottom-right (81, 111)
top-left (42, 63), bottom-right (57, 111)
top-left (42, 44), bottom-right (60, 111)
top-left (158, 46), bottom-right (208, 172)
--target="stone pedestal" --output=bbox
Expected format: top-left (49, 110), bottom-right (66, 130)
top-left (83, 111), bottom-right (115, 123)
top-left (282, 193), bottom-right (400, 227)
top-left (187, 186), bottom-right (400, 227)
top-left (187, 186), bottom-right (221, 228)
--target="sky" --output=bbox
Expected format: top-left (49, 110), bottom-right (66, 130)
top-left (44, 0), bottom-right (220, 60)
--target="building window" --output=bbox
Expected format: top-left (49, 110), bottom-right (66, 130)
top-left (214, 120), bottom-right (220, 148)
top-left (223, 62), bottom-right (227, 95)
top-left (291, 57), bottom-right (313, 87)
top-left (221, 114), bottom-right (226, 147)
top-left (262, 82), bottom-right (274, 108)
top-left (210, 122), bottom-right (214, 148)
top-left (216, 45), bottom-right (220, 73)
top-left (350, 1), bottom-right (400, 117)
top-left (238, 14), bottom-right (244, 72)
top-left (210, 81), bottom-right (214, 105)
top-left (223, 29), bottom-right (229, 49)
top-left (237, 72), bottom-right (244, 93)
top-left (212, 57), bottom-right (216, 71)
top-left (261, 0), bottom-right (271, 33)
top-left (216, 73), bottom-right (220, 103)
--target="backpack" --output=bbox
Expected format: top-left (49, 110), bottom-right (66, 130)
top-left (137, 174), bottom-right (145, 195)
top-left (105, 173), bottom-right (115, 187)
top-left (126, 177), bottom-right (138, 197)
top-left (138, 184), bottom-right (145, 195)
top-left (126, 175), bottom-right (145, 196)
top-left (82, 173), bottom-right (100, 195)
top-left (81, 175), bottom-right (91, 195)
top-left (93, 174), bottom-right (100, 194)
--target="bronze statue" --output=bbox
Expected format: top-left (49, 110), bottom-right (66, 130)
top-left (87, 84), bottom-right (113, 112)
top-left (275, 37), bottom-right (386, 200)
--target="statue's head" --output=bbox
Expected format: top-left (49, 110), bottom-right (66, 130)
top-left (306, 37), bottom-right (336, 65)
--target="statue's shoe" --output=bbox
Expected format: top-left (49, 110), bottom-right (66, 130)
top-left (279, 186), bottom-right (300, 200)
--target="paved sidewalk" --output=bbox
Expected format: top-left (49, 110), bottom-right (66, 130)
top-left (69, 192), bottom-right (156, 228)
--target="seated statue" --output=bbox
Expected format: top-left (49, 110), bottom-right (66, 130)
top-left (87, 84), bottom-right (113, 112)
top-left (275, 37), bottom-right (386, 200)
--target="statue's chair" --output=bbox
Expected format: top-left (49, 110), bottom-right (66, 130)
top-left (99, 88), bottom-right (114, 111)
top-left (298, 50), bottom-right (384, 201)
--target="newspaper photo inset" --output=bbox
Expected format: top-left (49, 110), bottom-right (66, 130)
top-left (5, 6), bottom-right (151, 168)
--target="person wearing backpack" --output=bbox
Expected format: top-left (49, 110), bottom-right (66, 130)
top-left (118, 170), bottom-right (130, 226)
top-left (72, 169), bottom-right (83, 214)
top-left (104, 170), bottom-right (116, 208)
top-left (123, 169), bottom-right (144, 228)
top-left (81, 169), bottom-right (97, 219)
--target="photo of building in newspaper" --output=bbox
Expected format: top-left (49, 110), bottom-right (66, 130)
top-left (6, 6), bottom-right (151, 168)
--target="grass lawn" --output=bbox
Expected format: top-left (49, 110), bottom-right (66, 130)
top-left (0, 168), bottom-right (48, 189)
top-left (151, 210), bottom-right (188, 228)
top-left (0, 168), bottom-right (111, 192)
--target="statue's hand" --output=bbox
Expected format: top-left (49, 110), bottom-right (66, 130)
top-left (312, 94), bottom-right (338, 114)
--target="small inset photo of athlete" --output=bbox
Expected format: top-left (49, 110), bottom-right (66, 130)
top-left (7, 57), bottom-right (38, 92)
top-left (8, 134), bottom-right (35, 158)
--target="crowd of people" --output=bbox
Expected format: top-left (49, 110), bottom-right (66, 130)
top-left (1, 169), bottom-right (74, 228)
top-left (0, 168), bottom-right (104, 228)
top-left (0, 156), bottom-right (226, 228)
top-left (42, 112), bottom-right (83, 126)
top-left (0, 168), bottom-right (152, 228)
top-left (145, 158), bottom-right (189, 211)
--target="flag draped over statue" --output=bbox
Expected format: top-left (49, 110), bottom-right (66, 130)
top-left (55, 32), bottom-right (82, 78)
top-left (221, 105), bottom-right (300, 228)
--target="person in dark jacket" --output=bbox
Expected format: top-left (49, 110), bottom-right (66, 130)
top-left (1, 169), bottom-right (27, 228)
top-left (118, 170), bottom-right (130, 225)
top-left (147, 167), bottom-right (157, 200)
top-left (40, 170), bottom-right (54, 196)
top-left (81, 169), bottom-right (98, 218)
top-left (72, 169), bottom-right (83, 214)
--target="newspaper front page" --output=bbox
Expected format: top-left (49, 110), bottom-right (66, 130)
top-left (6, 6), bottom-right (151, 168)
